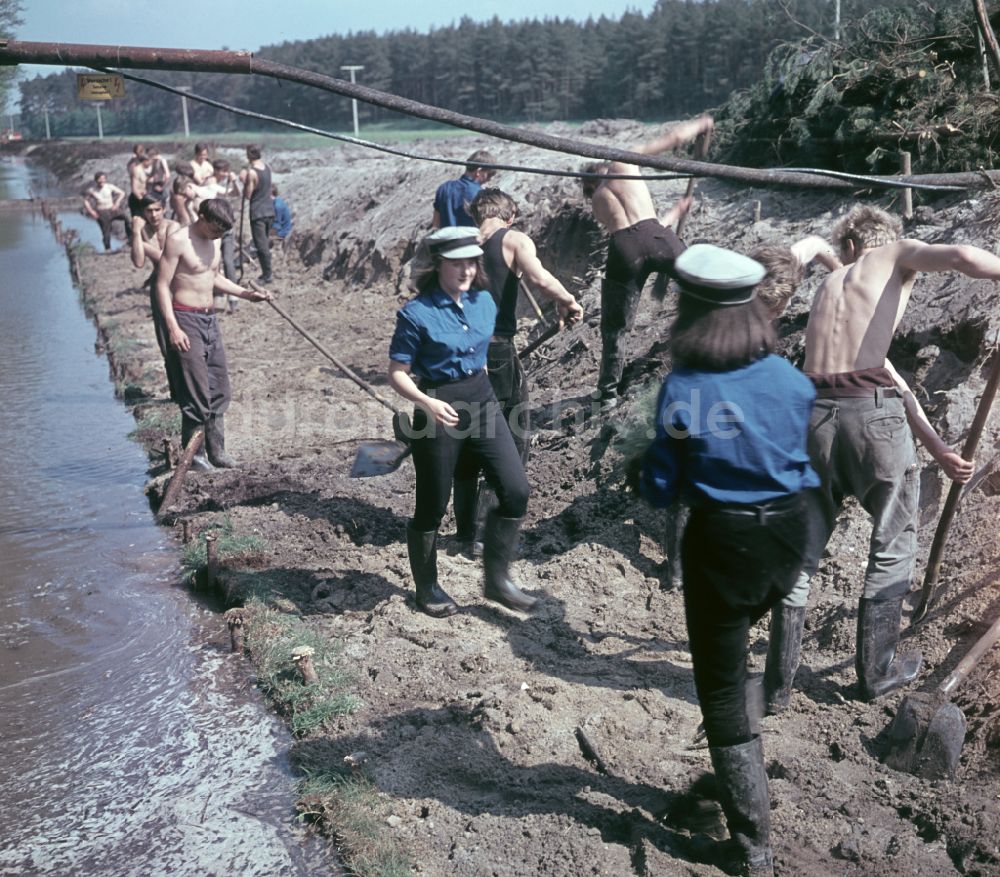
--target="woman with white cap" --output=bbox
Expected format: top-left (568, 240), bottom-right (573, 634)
top-left (388, 226), bottom-right (537, 618)
top-left (640, 244), bottom-right (819, 877)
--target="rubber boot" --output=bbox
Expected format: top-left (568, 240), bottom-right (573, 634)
top-left (449, 477), bottom-right (482, 559)
top-left (181, 415), bottom-right (215, 472)
top-left (763, 605), bottom-right (806, 715)
top-left (595, 332), bottom-right (625, 409)
top-left (709, 736), bottom-right (774, 877)
top-left (856, 596), bottom-right (922, 701)
top-left (406, 525), bottom-right (458, 618)
top-left (205, 414), bottom-right (238, 468)
top-left (482, 512), bottom-right (537, 613)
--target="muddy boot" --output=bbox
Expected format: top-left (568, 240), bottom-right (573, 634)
top-left (449, 476), bottom-right (482, 559)
top-left (595, 333), bottom-right (625, 409)
top-left (709, 736), bottom-right (774, 877)
top-left (181, 416), bottom-right (214, 472)
top-left (856, 596), bottom-right (922, 701)
top-left (406, 525), bottom-right (458, 618)
top-left (204, 414), bottom-right (238, 468)
top-left (763, 605), bottom-right (806, 715)
top-left (482, 512), bottom-right (537, 613)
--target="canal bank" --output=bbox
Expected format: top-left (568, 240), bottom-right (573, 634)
top-left (0, 157), bottom-right (339, 877)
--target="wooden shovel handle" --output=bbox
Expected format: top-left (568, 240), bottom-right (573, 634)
top-left (938, 612), bottom-right (1000, 697)
top-left (675, 129), bottom-right (712, 240)
top-left (913, 347), bottom-right (1000, 624)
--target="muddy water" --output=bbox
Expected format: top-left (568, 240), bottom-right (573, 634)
top-left (0, 159), bottom-right (338, 877)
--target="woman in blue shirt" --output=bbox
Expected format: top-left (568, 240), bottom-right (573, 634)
top-left (389, 227), bottom-right (536, 618)
top-left (640, 244), bottom-right (818, 877)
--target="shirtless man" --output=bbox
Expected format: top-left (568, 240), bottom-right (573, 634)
top-left (764, 206), bottom-right (990, 709)
top-left (83, 171), bottom-right (130, 251)
top-left (128, 151), bottom-right (152, 217)
top-left (581, 114), bottom-right (714, 406)
top-left (156, 198), bottom-right (272, 470)
top-left (449, 188), bottom-right (584, 556)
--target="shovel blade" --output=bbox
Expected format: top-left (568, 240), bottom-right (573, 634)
top-left (350, 440), bottom-right (410, 478)
top-left (884, 693), bottom-right (966, 780)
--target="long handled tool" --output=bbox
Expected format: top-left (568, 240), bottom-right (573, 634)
top-left (251, 283), bottom-right (412, 477)
top-left (912, 346), bottom-right (1000, 624)
top-left (674, 128), bottom-right (712, 241)
top-left (884, 607), bottom-right (1000, 779)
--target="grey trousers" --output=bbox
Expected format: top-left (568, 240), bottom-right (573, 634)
top-left (166, 310), bottom-right (232, 425)
top-left (783, 391), bottom-right (919, 608)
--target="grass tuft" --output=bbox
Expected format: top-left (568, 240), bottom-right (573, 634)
top-left (181, 514), bottom-right (266, 573)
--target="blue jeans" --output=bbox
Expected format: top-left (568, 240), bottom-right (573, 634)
top-left (782, 391), bottom-right (919, 608)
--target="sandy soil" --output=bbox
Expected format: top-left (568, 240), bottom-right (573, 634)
top-left (31, 125), bottom-right (1000, 876)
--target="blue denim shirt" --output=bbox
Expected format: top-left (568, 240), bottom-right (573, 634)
top-left (641, 354), bottom-right (819, 507)
top-left (389, 287), bottom-right (497, 383)
top-left (433, 175), bottom-right (480, 228)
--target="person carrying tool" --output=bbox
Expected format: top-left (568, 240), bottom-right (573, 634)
top-left (763, 206), bottom-right (989, 713)
top-left (431, 149), bottom-right (497, 228)
top-left (155, 198), bottom-right (273, 471)
top-left (241, 144), bottom-right (276, 285)
top-left (581, 114), bottom-right (713, 408)
top-left (388, 226), bottom-right (538, 618)
top-left (447, 188), bottom-right (584, 557)
top-left (640, 244), bottom-right (818, 877)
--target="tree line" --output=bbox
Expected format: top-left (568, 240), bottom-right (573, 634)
top-left (15, 0), bottom-right (907, 140)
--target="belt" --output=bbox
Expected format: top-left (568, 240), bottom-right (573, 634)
top-left (173, 303), bottom-right (215, 315)
top-left (709, 493), bottom-right (801, 523)
top-left (417, 369), bottom-right (485, 391)
top-left (813, 385), bottom-right (900, 400)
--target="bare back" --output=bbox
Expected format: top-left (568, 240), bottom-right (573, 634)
top-left (162, 223), bottom-right (222, 308)
top-left (591, 163), bottom-right (657, 234)
top-left (805, 242), bottom-right (917, 373)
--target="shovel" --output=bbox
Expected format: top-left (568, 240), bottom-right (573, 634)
top-left (252, 284), bottom-right (412, 477)
top-left (884, 609), bottom-right (1000, 779)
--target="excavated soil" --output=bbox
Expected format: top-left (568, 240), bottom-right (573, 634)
top-left (30, 125), bottom-right (1000, 876)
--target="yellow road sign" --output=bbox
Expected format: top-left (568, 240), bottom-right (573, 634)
top-left (77, 73), bottom-right (125, 101)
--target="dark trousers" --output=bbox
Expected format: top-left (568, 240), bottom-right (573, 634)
top-left (682, 494), bottom-right (807, 748)
top-left (164, 310), bottom-right (232, 424)
top-left (250, 216), bottom-right (274, 277)
top-left (598, 219), bottom-right (684, 396)
top-left (147, 278), bottom-right (181, 403)
top-left (95, 208), bottom-right (131, 250)
top-left (410, 371), bottom-right (529, 532)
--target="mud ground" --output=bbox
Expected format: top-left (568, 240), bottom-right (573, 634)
top-left (32, 125), bottom-right (1000, 875)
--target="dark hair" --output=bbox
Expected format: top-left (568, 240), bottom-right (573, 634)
top-left (469, 188), bottom-right (517, 225)
top-left (212, 159), bottom-right (230, 172)
top-left (414, 255), bottom-right (489, 294)
top-left (137, 195), bottom-right (159, 212)
top-left (464, 149), bottom-right (495, 174)
top-left (194, 142), bottom-right (208, 155)
top-left (94, 171), bottom-right (107, 182)
top-left (198, 197), bottom-right (235, 230)
top-left (246, 144), bottom-right (262, 160)
top-left (271, 184), bottom-right (279, 196)
top-left (670, 294), bottom-right (776, 371)
top-left (173, 173), bottom-right (193, 194)
top-left (580, 161), bottom-right (610, 198)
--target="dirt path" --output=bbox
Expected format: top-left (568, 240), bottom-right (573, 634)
top-left (40, 128), bottom-right (1000, 876)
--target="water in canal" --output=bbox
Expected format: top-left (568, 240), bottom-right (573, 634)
top-left (0, 157), bottom-right (337, 877)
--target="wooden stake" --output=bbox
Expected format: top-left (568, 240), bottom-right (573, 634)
top-left (901, 152), bottom-right (913, 220)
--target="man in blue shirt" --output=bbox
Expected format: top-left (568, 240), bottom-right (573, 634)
top-left (431, 149), bottom-right (497, 228)
top-left (271, 185), bottom-right (293, 244)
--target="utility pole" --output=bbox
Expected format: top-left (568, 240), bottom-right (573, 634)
top-left (95, 102), bottom-right (103, 139)
top-left (832, 0), bottom-right (841, 41)
top-left (43, 104), bottom-right (51, 139)
top-left (178, 85), bottom-right (191, 137)
top-left (340, 65), bottom-right (364, 137)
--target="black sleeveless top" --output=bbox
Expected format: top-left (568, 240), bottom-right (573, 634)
top-left (249, 163), bottom-right (275, 219)
top-left (483, 229), bottom-right (520, 338)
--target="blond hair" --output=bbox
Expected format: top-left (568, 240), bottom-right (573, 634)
top-left (833, 206), bottom-right (902, 254)
top-left (750, 244), bottom-right (804, 315)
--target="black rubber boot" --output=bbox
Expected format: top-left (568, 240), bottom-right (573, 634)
top-left (856, 596), bottom-right (922, 701)
top-left (595, 332), bottom-right (625, 409)
top-left (181, 415), bottom-right (214, 472)
top-left (449, 477), bottom-right (482, 559)
top-left (482, 512), bottom-right (537, 613)
top-left (406, 525), bottom-right (458, 618)
top-left (205, 414), bottom-right (238, 468)
top-left (709, 736), bottom-right (774, 877)
top-left (763, 605), bottom-right (806, 715)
